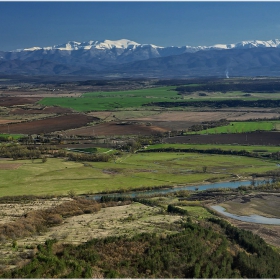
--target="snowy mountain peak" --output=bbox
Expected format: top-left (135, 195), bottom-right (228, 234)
top-left (11, 38), bottom-right (280, 53)
top-left (94, 39), bottom-right (141, 50)
top-left (12, 39), bottom-right (162, 52)
top-left (54, 41), bottom-right (82, 51)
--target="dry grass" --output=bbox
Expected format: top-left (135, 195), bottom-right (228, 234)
top-left (219, 195), bottom-right (280, 218)
top-left (0, 198), bottom-right (72, 224)
top-left (17, 202), bottom-right (180, 245)
top-left (227, 112), bottom-right (280, 121)
top-left (0, 119), bottom-right (21, 124)
top-left (0, 163), bottom-right (22, 170)
top-left (0, 200), bottom-right (181, 271)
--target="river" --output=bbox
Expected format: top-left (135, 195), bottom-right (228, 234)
top-left (87, 179), bottom-right (280, 224)
top-left (211, 205), bottom-right (280, 225)
top-left (89, 179), bottom-right (256, 200)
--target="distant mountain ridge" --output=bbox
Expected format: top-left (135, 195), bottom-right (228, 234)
top-left (10, 38), bottom-right (280, 52)
top-left (1, 38), bottom-right (280, 77)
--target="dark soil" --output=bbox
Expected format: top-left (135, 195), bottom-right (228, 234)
top-left (0, 114), bottom-right (97, 134)
top-left (64, 121), bottom-right (168, 137)
top-left (0, 97), bottom-right (41, 107)
top-left (163, 131), bottom-right (280, 146)
top-left (10, 106), bottom-right (73, 115)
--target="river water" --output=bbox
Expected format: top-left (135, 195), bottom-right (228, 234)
top-left (88, 179), bottom-right (280, 224)
top-left (211, 205), bottom-right (280, 225)
top-left (89, 180), bottom-right (255, 200)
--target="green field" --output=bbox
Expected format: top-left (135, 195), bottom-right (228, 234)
top-left (180, 205), bottom-right (214, 219)
top-left (188, 121), bottom-right (280, 134)
top-left (39, 86), bottom-right (181, 112)
top-left (38, 84), bottom-right (280, 112)
top-left (0, 151), bottom-right (277, 197)
top-left (0, 134), bottom-right (24, 140)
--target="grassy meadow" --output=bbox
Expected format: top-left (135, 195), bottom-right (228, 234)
top-left (0, 134), bottom-right (24, 140)
top-left (38, 83), bottom-right (280, 112)
top-left (0, 151), bottom-right (278, 197)
top-left (39, 86), bottom-right (181, 112)
top-left (188, 121), bottom-right (280, 134)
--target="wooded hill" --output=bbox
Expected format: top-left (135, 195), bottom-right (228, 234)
top-left (2, 210), bottom-right (280, 278)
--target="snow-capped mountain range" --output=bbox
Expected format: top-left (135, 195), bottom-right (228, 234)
top-left (12, 38), bottom-right (280, 52)
top-left (1, 38), bottom-right (280, 77)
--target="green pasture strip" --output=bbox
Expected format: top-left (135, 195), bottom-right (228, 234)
top-left (0, 152), bottom-right (277, 197)
top-left (180, 205), bottom-right (214, 219)
top-left (39, 87), bottom-right (180, 112)
top-left (38, 85), bottom-right (280, 112)
top-left (82, 86), bottom-right (178, 98)
top-left (188, 121), bottom-right (280, 134)
top-left (39, 96), bottom-right (169, 111)
top-left (0, 133), bottom-right (24, 140)
top-left (144, 143), bottom-right (280, 154)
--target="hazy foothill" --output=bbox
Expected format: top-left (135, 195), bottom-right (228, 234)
top-left (2, 36), bottom-right (280, 278)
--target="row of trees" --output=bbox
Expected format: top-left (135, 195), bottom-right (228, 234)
top-left (209, 217), bottom-right (280, 278)
top-left (140, 146), bottom-right (261, 158)
top-left (188, 119), bottom-right (229, 132)
top-left (176, 80), bottom-right (280, 93)
top-left (0, 143), bottom-right (113, 162)
top-left (0, 144), bottom-right (43, 160)
top-left (68, 152), bottom-right (112, 162)
top-left (148, 99), bottom-right (280, 108)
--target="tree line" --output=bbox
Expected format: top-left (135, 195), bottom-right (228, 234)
top-left (147, 99), bottom-right (280, 109)
top-left (0, 144), bottom-right (113, 162)
top-left (209, 217), bottom-right (280, 278)
top-left (140, 147), bottom-right (260, 158)
top-left (176, 80), bottom-right (280, 93)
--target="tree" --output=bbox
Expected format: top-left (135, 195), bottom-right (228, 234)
top-left (67, 189), bottom-right (77, 198)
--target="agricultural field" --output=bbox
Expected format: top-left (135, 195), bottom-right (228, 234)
top-left (62, 121), bottom-right (167, 137)
top-left (39, 86), bottom-right (181, 112)
top-left (190, 120), bottom-right (280, 134)
top-left (164, 131), bottom-right (280, 146)
top-left (0, 114), bottom-right (97, 134)
top-left (0, 134), bottom-right (23, 140)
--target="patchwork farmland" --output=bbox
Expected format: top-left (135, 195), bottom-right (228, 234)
top-left (1, 77), bottom-right (280, 278)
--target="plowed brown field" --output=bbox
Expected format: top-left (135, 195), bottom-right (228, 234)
top-left (0, 96), bottom-right (41, 106)
top-left (163, 131), bottom-right (280, 146)
top-left (62, 122), bottom-right (168, 137)
top-left (0, 114), bottom-right (97, 134)
top-left (10, 106), bottom-right (73, 115)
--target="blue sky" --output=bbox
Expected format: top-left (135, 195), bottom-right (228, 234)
top-left (1, 1), bottom-right (280, 51)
